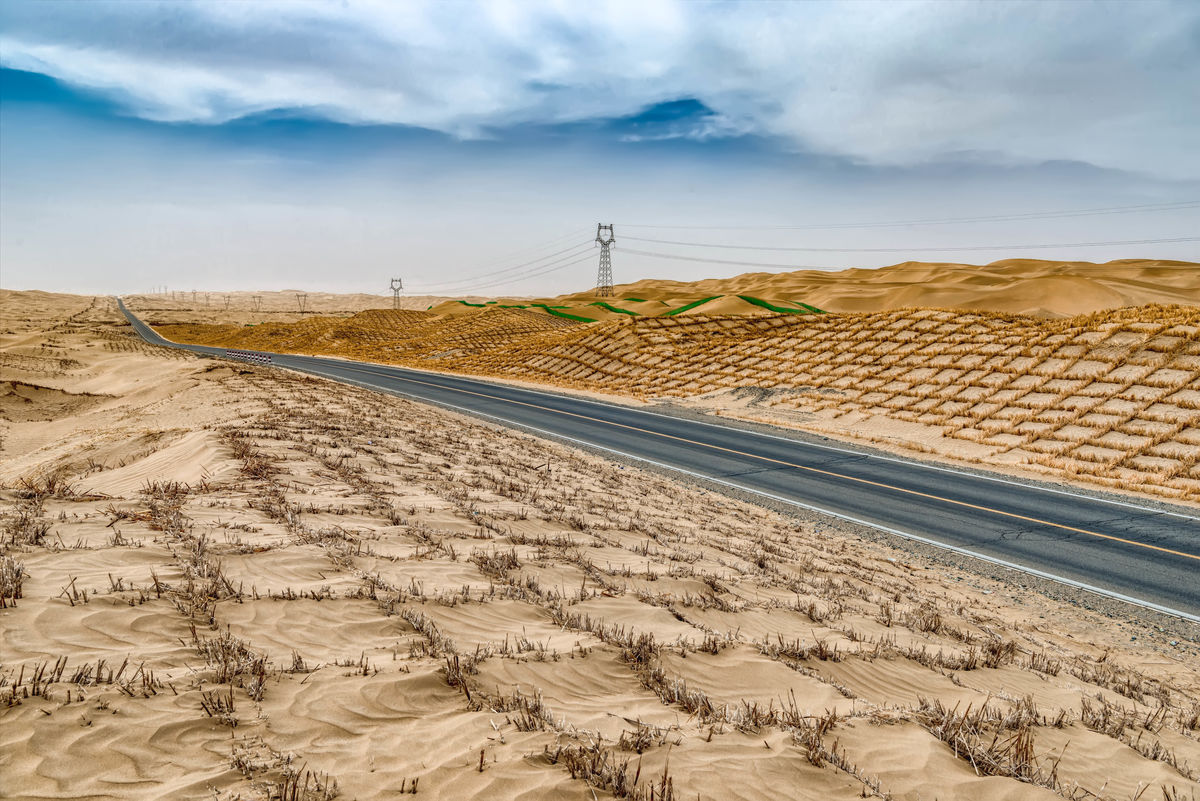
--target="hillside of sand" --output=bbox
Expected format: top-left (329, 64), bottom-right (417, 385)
top-left (155, 300), bottom-right (1200, 503)
top-left (122, 259), bottom-right (1199, 328)
top-left (3, 291), bottom-right (1200, 801)
top-left (585, 258), bottom-right (1200, 318)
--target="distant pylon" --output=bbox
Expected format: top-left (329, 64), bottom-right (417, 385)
top-left (297, 293), bottom-right (308, 313)
top-left (595, 224), bottom-right (615, 297)
top-left (252, 295), bottom-right (262, 312)
top-left (389, 278), bottom-right (403, 309)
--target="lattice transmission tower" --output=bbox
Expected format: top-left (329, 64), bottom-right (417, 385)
top-left (595, 224), bottom-right (615, 297)
top-left (389, 278), bottom-right (404, 309)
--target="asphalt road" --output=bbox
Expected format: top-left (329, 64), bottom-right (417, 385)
top-left (119, 300), bottom-right (1200, 621)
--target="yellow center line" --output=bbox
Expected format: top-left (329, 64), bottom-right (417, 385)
top-left (306, 358), bottom-right (1200, 563)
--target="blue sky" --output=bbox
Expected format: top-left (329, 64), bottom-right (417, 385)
top-left (1, 0), bottom-right (1197, 295)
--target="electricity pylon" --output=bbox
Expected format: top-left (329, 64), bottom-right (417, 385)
top-left (595, 224), bottom-right (615, 297)
top-left (252, 295), bottom-right (263, 312)
top-left (297, 293), bottom-right (308, 313)
top-left (389, 278), bottom-right (403, 309)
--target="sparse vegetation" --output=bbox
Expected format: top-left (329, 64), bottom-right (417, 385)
top-left (3, 291), bottom-right (1198, 801)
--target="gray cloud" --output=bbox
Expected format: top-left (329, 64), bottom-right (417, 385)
top-left (1, 0), bottom-right (1198, 177)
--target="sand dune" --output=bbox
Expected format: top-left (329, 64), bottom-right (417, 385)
top-left (603, 259), bottom-right (1198, 317)
top-left (4, 291), bottom-right (1199, 800)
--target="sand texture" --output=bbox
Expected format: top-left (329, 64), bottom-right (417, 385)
top-left (592, 258), bottom-right (1200, 318)
top-left (3, 290), bottom-right (1200, 800)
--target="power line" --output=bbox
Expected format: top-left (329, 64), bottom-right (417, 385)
top-left (445, 252), bottom-right (599, 294)
top-left (621, 236), bottom-right (1200, 270)
top-left (407, 239), bottom-right (593, 291)
top-left (617, 200), bottom-right (1200, 231)
top-left (405, 228), bottom-right (591, 288)
top-left (622, 234), bottom-right (1200, 254)
top-left (417, 249), bottom-right (599, 295)
top-left (466, 227), bottom-right (591, 263)
top-left (408, 238), bottom-right (592, 289)
top-left (412, 242), bottom-right (594, 292)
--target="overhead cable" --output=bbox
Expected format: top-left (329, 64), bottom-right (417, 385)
top-left (617, 200), bottom-right (1200, 231)
top-left (408, 240), bottom-right (593, 291)
top-left (621, 236), bottom-right (1200, 270)
top-left (622, 235), bottom-right (1200, 253)
top-left (415, 250), bottom-right (599, 294)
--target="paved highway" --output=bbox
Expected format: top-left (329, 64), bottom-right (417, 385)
top-left (119, 299), bottom-right (1200, 621)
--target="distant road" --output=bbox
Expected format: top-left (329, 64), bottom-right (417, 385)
top-left (119, 300), bottom-right (1200, 622)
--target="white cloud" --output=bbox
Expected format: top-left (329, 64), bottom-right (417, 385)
top-left (1, 0), bottom-right (1198, 176)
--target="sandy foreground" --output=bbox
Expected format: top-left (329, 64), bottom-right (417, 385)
top-left (3, 291), bottom-right (1200, 800)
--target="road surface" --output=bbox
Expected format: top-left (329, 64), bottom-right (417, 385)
top-left (119, 299), bottom-right (1200, 621)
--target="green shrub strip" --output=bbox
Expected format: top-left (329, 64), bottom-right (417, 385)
top-left (541, 307), bottom-right (595, 322)
top-left (661, 296), bottom-right (722, 316)
top-left (737, 295), bottom-right (824, 314)
top-left (588, 301), bottom-right (639, 316)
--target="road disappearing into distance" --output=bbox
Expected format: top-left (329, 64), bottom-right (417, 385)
top-left (120, 300), bottom-right (1200, 622)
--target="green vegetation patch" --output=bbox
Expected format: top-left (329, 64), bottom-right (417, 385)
top-left (497, 304), bottom-right (529, 309)
top-left (588, 301), bottom-right (640, 316)
top-left (457, 300), bottom-right (487, 307)
top-left (529, 303), bottom-right (572, 310)
top-left (622, 297), bottom-right (648, 302)
top-left (660, 296), bottom-right (722, 317)
top-left (737, 296), bottom-right (825, 314)
top-left (540, 307), bottom-right (595, 322)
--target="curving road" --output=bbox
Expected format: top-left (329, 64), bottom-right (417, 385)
top-left (119, 300), bottom-right (1200, 621)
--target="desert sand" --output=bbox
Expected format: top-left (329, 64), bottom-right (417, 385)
top-left (151, 260), bottom-right (1200, 503)
top-left (2, 290), bottom-right (1200, 800)
top-left (148, 260), bottom-right (1193, 328)
top-left (592, 258), bottom-right (1200, 319)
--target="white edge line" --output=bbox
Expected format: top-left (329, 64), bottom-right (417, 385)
top-left (346, 359), bottom-right (1200, 522)
top-left (283, 361), bottom-right (1200, 627)
top-left (118, 298), bottom-right (1200, 523)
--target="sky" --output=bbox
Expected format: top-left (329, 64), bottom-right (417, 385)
top-left (1, 0), bottom-right (1198, 296)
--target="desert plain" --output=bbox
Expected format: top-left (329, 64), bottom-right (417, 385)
top-left (3, 258), bottom-right (1200, 800)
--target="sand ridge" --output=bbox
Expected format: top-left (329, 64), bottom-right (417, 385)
top-left (3, 291), bottom-right (1200, 800)
top-left (599, 258), bottom-right (1200, 318)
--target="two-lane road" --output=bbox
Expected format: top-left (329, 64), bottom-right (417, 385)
top-left (119, 300), bottom-right (1200, 621)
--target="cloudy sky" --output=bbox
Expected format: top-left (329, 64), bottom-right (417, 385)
top-left (2, 0), bottom-right (1197, 295)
